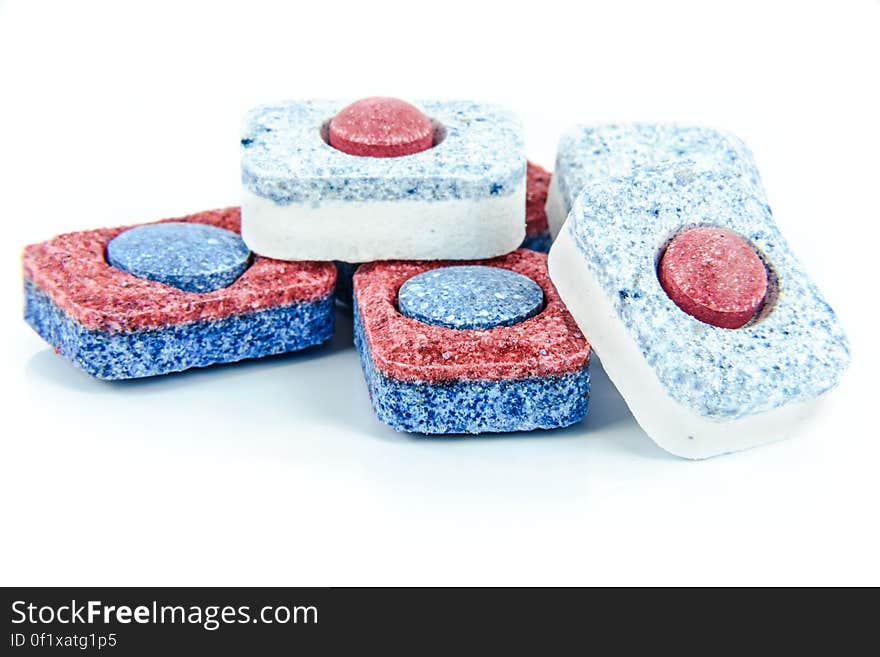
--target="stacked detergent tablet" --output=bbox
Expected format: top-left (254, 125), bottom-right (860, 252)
top-left (23, 208), bottom-right (335, 379)
top-left (240, 97), bottom-right (527, 262)
top-left (547, 135), bottom-right (850, 457)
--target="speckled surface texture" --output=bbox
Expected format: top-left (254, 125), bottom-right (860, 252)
top-left (25, 280), bottom-right (334, 380)
top-left (523, 161), bottom-right (551, 250)
top-left (354, 249), bottom-right (590, 382)
top-left (22, 207), bottom-right (336, 379)
top-left (106, 222), bottom-right (251, 293)
top-left (554, 123), bottom-right (767, 218)
top-left (398, 266), bottom-right (543, 330)
top-left (353, 249), bottom-right (590, 434)
top-left (354, 310), bottom-right (589, 434)
top-left (564, 160), bottom-right (850, 419)
top-left (22, 207), bottom-right (335, 332)
top-left (328, 97), bottom-right (434, 157)
top-left (241, 99), bottom-right (525, 205)
top-left (659, 227), bottom-right (768, 329)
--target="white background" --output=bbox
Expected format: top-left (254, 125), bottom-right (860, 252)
top-left (1, 0), bottom-right (878, 586)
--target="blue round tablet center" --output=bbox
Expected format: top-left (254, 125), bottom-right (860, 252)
top-left (397, 265), bottom-right (544, 330)
top-left (106, 222), bottom-right (251, 293)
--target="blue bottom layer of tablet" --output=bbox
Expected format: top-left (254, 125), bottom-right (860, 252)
top-left (353, 301), bottom-right (589, 434)
top-left (24, 279), bottom-right (334, 380)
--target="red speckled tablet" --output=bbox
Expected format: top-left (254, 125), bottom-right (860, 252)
top-left (328, 97), bottom-right (434, 157)
top-left (658, 226), bottom-right (768, 329)
top-left (354, 249), bottom-right (590, 383)
top-left (23, 207), bottom-right (335, 333)
top-left (526, 161), bottom-right (551, 236)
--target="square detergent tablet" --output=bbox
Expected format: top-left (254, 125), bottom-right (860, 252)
top-left (545, 123), bottom-right (766, 237)
top-left (353, 249), bottom-right (591, 434)
top-left (23, 207), bottom-right (335, 380)
top-left (240, 97), bottom-right (527, 262)
top-left (548, 160), bottom-right (850, 459)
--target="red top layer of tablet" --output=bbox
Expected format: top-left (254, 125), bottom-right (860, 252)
top-left (659, 227), bottom-right (768, 329)
top-left (328, 97), bottom-right (434, 158)
top-left (354, 249), bottom-right (590, 383)
top-left (22, 207), bottom-right (335, 333)
top-left (525, 162), bottom-right (551, 235)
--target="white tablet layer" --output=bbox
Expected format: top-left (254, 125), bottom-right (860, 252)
top-left (545, 123), bottom-right (765, 238)
top-left (241, 100), bottom-right (526, 262)
top-left (548, 161), bottom-right (850, 459)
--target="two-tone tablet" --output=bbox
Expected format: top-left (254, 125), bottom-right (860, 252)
top-left (353, 250), bottom-right (590, 434)
top-left (241, 97), bottom-right (527, 262)
top-left (23, 207), bottom-right (335, 380)
top-left (548, 161), bottom-right (850, 458)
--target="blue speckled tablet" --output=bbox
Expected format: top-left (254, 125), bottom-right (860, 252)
top-left (548, 159), bottom-right (850, 458)
top-left (547, 123), bottom-right (767, 237)
top-left (107, 222), bottom-right (251, 293)
top-left (241, 100), bottom-right (524, 204)
top-left (398, 266), bottom-right (544, 330)
top-left (239, 99), bottom-right (527, 262)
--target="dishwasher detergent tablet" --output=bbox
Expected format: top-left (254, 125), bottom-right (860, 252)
top-left (241, 98), bottom-right (527, 262)
top-left (548, 161), bottom-right (849, 458)
top-left (353, 250), bottom-right (590, 434)
top-left (23, 207), bottom-right (335, 380)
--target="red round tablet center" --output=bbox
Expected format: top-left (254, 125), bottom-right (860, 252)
top-left (658, 227), bottom-right (768, 329)
top-left (328, 97), bottom-right (434, 158)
